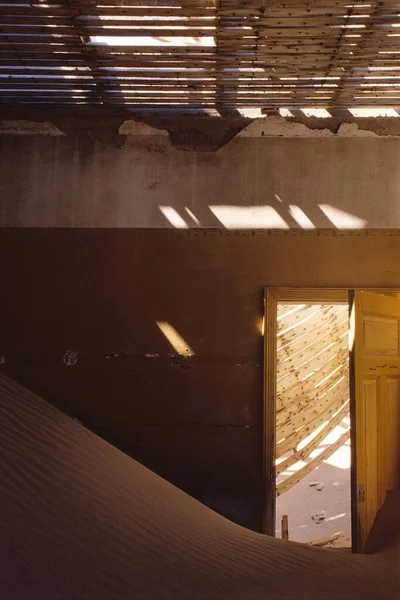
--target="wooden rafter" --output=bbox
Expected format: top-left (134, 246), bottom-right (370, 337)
top-left (1, 1), bottom-right (400, 109)
top-left (65, 0), bottom-right (105, 104)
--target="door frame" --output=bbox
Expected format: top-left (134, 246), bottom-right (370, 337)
top-left (263, 287), bottom-right (399, 551)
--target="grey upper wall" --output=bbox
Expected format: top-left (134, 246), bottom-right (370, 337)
top-left (1, 134), bottom-right (399, 228)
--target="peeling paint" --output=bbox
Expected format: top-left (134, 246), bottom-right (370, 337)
top-left (239, 116), bottom-right (382, 138)
top-left (105, 352), bottom-right (129, 360)
top-left (144, 352), bottom-right (176, 359)
top-left (238, 116), bottom-right (335, 138)
top-left (336, 122), bottom-right (377, 138)
top-left (119, 120), bottom-right (168, 137)
top-left (0, 120), bottom-right (65, 136)
top-left (1, 114), bottom-right (399, 149)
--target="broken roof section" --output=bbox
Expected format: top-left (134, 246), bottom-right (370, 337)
top-left (2, 0), bottom-right (400, 111)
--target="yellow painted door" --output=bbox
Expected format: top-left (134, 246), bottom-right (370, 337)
top-left (351, 291), bottom-right (400, 551)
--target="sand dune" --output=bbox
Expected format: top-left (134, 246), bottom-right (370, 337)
top-left (0, 374), bottom-right (399, 600)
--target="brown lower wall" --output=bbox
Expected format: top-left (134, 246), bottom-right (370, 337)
top-left (2, 228), bottom-right (400, 531)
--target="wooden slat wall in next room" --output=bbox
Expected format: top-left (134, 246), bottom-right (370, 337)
top-left (1, 229), bottom-right (400, 532)
top-left (275, 303), bottom-right (350, 495)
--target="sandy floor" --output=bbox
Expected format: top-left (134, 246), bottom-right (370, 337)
top-left (1, 374), bottom-right (399, 600)
top-left (276, 414), bottom-right (352, 547)
top-left (276, 437), bottom-right (351, 546)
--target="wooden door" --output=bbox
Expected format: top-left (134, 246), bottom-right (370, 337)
top-left (351, 290), bottom-right (400, 551)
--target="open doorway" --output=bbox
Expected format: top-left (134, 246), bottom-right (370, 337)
top-left (264, 288), bottom-right (400, 554)
top-left (274, 301), bottom-right (351, 548)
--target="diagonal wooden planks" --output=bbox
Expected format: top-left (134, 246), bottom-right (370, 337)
top-left (276, 303), bottom-right (350, 494)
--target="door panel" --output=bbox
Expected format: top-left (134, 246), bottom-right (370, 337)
top-left (364, 380), bottom-right (378, 537)
top-left (363, 317), bottom-right (398, 353)
top-left (386, 379), bottom-right (400, 491)
top-left (352, 290), bottom-right (400, 551)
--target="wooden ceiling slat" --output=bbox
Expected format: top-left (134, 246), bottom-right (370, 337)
top-left (4, 64), bottom-right (400, 78)
top-left (3, 83), bottom-right (400, 95)
top-left (0, 84), bottom-right (398, 93)
top-left (3, 27), bottom-right (400, 38)
top-left (1, 43), bottom-right (398, 55)
top-left (2, 16), bottom-right (400, 26)
top-left (3, 40), bottom-right (399, 51)
top-left (0, 26), bottom-right (216, 36)
top-left (0, 17), bottom-right (217, 27)
top-left (0, 7), bottom-right (378, 20)
top-left (4, 69), bottom-right (400, 80)
top-left (3, 47), bottom-right (400, 61)
top-left (1, 0), bottom-right (400, 109)
top-left (0, 7), bottom-right (215, 18)
top-left (83, 0), bottom-right (399, 6)
top-left (0, 2), bottom-right (398, 15)
top-left (71, 0), bottom-right (216, 6)
top-left (3, 60), bottom-right (400, 73)
top-left (218, 0), bottom-right (400, 8)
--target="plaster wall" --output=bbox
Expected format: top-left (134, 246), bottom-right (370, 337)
top-left (2, 229), bottom-right (400, 531)
top-left (1, 135), bottom-right (400, 229)
top-left (2, 132), bottom-right (400, 532)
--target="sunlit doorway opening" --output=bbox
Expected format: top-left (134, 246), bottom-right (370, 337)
top-left (274, 301), bottom-right (351, 549)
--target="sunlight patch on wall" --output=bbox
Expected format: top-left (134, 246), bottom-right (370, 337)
top-left (156, 321), bottom-right (195, 357)
top-left (319, 205), bottom-right (367, 228)
top-left (159, 206), bottom-right (188, 228)
top-left (301, 108), bottom-right (331, 118)
top-left (288, 205), bottom-right (315, 229)
top-left (349, 108), bottom-right (399, 117)
top-left (209, 206), bottom-right (289, 229)
top-left (258, 316), bottom-right (265, 336)
top-left (238, 108), bottom-right (264, 118)
top-left (348, 302), bottom-right (356, 352)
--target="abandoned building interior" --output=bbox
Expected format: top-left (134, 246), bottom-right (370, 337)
top-left (1, 1), bottom-right (400, 599)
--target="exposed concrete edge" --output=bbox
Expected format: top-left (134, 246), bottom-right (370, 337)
top-left (238, 115), bottom-right (400, 137)
top-left (0, 120), bottom-right (65, 136)
top-left (0, 115), bottom-right (252, 151)
top-left (3, 228), bottom-right (400, 237)
top-left (3, 114), bottom-right (400, 149)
